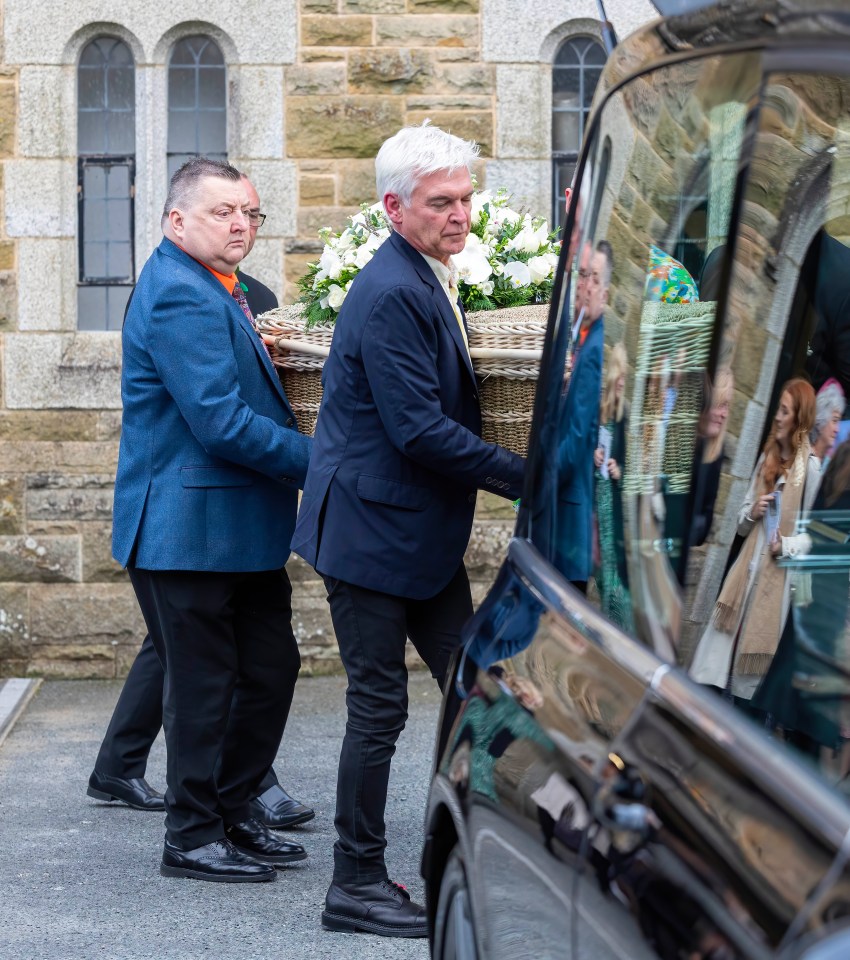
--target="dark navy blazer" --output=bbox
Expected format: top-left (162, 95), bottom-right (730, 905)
top-left (112, 238), bottom-right (311, 572)
top-left (291, 231), bottom-right (525, 600)
top-left (556, 315), bottom-right (604, 582)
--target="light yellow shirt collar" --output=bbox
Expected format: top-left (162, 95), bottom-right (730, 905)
top-left (420, 253), bottom-right (459, 308)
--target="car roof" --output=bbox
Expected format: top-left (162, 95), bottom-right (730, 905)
top-left (604, 0), bottom-right (850, 96)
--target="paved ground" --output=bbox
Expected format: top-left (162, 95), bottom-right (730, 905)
top-left (0, 672), bottom-right (440, 960)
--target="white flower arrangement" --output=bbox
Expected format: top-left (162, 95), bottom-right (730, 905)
top-left (297, 188), bottom-right (561, 327)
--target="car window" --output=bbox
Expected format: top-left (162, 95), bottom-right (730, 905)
top-left (541, 51), bottom-right (762, 661)
top-left (685, 71), bottom-right (850, 798)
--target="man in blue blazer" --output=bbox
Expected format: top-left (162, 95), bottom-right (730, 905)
top-left (291, 124), bottom-right (525, 937)
top-left (113, 157), bottom-right (310, 883)
top-left (556, 240), bottom-right (613, 588)
top-left (89, 175), bottom-right (314, 833)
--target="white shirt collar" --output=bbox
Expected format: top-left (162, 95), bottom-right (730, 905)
top-left (420, 252), bottom-right (458, 289)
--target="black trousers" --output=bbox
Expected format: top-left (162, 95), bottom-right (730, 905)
top-left (93, 632), bottom-right (279, 795)
top-left (128, 566), bottom-right (300, 849)
top-left (324, 563), bottom-right (472, 883)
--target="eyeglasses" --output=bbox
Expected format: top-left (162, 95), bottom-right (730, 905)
top-left (248, 212), bottom-right (267, 227)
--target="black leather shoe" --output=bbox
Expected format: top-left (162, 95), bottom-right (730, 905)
top-left (87, 771), bottom-right (165, 811)
top-left (225, 817), bottom-right (308, 866)
top-left (322, 879), bottom-right (428, 938)
top-left (161, 838), bottom-right (276, 883)
top-left (249, 783), bottom-right (315, 829)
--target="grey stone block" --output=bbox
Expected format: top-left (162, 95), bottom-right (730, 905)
top-left (26, 486), bottom-right (114, 522)
top-left (463, 518), bottom-right (512, 583)
top-left (81, 521), bottom-right (127, 583)
top-left (16, 238), bottom-right (76, 331)
top-left (236, 160), bottom-right (298, 239)
top-left (0, 583), bottom-right (30, 661)
top-left (4, 333), bottom-right (122, 409)
top-left (17, 66), bottom-right (75, 158)
top-left (28, 582), bottom-right (144, 644)
top-left (483, 159), bottom-right (550, 224)
top-left (4, 159), bottom-right (76, 238)
top-left (496, 64), bottom-right (549, 159)
top-left (231, 66), bottom-right (285, 160)
top-left (0, 535), bottom-right (81, 582)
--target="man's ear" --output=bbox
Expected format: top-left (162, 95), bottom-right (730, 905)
top-left (169, 208), bottom-right (185, 239)
top-left (384, 193), bottom-right (403, 228)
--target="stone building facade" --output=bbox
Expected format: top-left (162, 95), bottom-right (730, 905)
top-left (0, 0), bottom-right (655, 678)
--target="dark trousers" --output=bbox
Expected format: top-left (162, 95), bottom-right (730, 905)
top-left (93, 633), bottom-right (279, 794)
top-left (128, 566), bottom-right (300, 849)
top-left (324, 563), bottom-right (473, 883)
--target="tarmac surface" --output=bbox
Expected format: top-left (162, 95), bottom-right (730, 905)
top-left (0, 672), bottom-right (440, 960)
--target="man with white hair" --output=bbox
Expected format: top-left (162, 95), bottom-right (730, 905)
top-left (292, 124), bottom-right (524, 937)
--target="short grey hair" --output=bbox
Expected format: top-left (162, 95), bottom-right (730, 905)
top-left (162, 156), bottom-right (242, 218)
top-left (811, 379), bottom-right (846, 443)
top-left (375, 122), bottom-right (479, 207)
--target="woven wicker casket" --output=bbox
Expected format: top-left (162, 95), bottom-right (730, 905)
top-left (256, 302), bottom-right (550, 457)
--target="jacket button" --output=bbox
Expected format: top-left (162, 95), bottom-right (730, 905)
top-left (485, 476), bottom-right (493, 484)
top-left (281, 476), bottom-right (294, 483)
top-left (468, 493), bottom-right (476, 504)
top-left (286, 418), bottom-right (294, 427)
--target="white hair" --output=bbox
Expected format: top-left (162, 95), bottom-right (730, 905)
top-left (811, 379), bottom-right (846, 442)
top-left (375, 122), bottom-right (479, 208)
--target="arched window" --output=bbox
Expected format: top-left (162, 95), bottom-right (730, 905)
top-left (167, 36), bottom-right (227, 181)
top-left (77, 36), bottom-right (136, 331)
top-left (552, 36), bottom-right (606, 230)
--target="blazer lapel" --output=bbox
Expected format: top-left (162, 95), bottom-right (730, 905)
top-left (392, 233), bottom-right (477, 385)
top-left (232, 302), bottom-right (296, 415)
top-left (437, 294), bottom-right (476, 383)
top-left (158, 240), bottom-right (294, 415)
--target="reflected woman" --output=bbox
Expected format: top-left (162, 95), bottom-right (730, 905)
top-left (689, 378), bottom-right (819, 700)
top-left (593, 342), bottom-right (633, 631)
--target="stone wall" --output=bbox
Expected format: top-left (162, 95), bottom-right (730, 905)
top-left (0, 0), bottom-right (656, 678)
top-left (281, 0), bottom-right (493, 301)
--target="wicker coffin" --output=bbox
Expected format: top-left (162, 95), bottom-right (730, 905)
top-left (256, 302), bottom-right (550, 456)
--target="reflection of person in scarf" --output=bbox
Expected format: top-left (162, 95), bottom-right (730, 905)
top-left (689, 379), bottom-right (819, 700)
top-left (445, 668), bottom-right (554, 803)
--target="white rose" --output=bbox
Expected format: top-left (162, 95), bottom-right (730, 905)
top-left (319, 248), bottom-right (344, 280)
top-left (327, 283), bottom-right (347, 311)
top-left (480, 281), bottom-right (494, 296)
top-left (502, 260), bottom-right (532, 288)
top-left (354, 233), bottom-right (384, 269)
top-left (470, 190), bottom-right (493, 222)
top-left (492, 206), bottom-right (521, 232)
top-left (528, 255), bottom-right (553, 284)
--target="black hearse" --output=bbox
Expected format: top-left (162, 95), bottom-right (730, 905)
top-left (423, 2), bottom-right (850, 958)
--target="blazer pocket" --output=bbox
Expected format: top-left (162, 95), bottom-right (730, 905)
top-left (180, 466), bottom-right (254, 488)
top-left (356, 474), bottom-right (430, 511)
